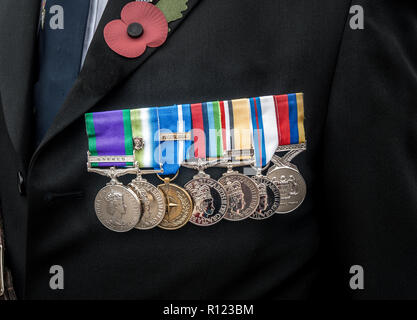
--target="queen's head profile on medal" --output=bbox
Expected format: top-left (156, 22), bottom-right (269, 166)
top-left (185, 170), bottom-right (228, 227)
top-left (193, 185), bottom-right (215, 218)
top-left (224, 179), bottom-right (245, 216)
top-left (105, 190), bottom-right (128, 224)
top-left (94, 184), bottom-right (141, 233)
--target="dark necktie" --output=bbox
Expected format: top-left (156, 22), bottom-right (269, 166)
top-left (34, 0), bottom-right (91, 144)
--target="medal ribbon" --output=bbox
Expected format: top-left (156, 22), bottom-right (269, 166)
top-left (157, 104), bottom-right (192, 175)
top-left (130, 107), bottom-right (160, 169)
top-left (85, 93), bottom-right (305, 168)
top-left (220, 98), bottom-right (252, 161)
top-left (273, 93), bottom-right (306, 145)
top-left (190, 101), bottom-right (223, 160)
top-left (249, 96), bottom-right (279, 167)
top-left (85, 110), bottom-right (134, 167)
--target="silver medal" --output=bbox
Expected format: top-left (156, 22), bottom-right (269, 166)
top-left (95, 184), bottom-right (141, 232)
top-left (185, 172), bottom-right (228, 227)
top-left (129, 176), bottom-right (166, 230)
top-left (88, 163), bottom-right (142, 232)
top-left (267, 164), bottom-right (306, 214)
top-left (219, 170), bottom-right (259, 221)
top-left (216, 150), bottom-right (259, 221)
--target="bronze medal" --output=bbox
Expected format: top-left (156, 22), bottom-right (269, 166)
top-left (157, 177), bottom-right (193, 230)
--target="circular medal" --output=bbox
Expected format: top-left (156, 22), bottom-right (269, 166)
top-left (185, 176), bottom-right (228, 226)
top-left (94, 185), bottom-right (141, 232)
top-left (249, 175), bottom-right (281, 220)
top-left (267, 166), bottom-right (306, 213)
top-left (218, 172), bottom-right (260, 221)
top-left (129, 179), bottom-right (166, 230)
top-left (157, 183), bottom-right (193, 230)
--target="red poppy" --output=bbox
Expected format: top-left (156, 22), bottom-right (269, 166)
top-left (104, 2), bottom-right (168, 58)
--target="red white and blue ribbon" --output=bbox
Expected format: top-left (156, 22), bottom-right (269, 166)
top-left (249, 96), bottom-right (279, 167)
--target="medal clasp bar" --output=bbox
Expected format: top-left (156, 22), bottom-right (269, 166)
top-left (272, 142), bottom-right (307, 168)
top-left (276, 142), bottom-right (307, 153)
top-left (86, 152), bottom-right (138, 185)
top-left (215, 148), bottom-right (256, 170)
top-left (87, 153), bottom-right (135, 165)
top-left (224, 148), bottom-right (254, 159)
top-left (160, 132), bottom-right (192, 141)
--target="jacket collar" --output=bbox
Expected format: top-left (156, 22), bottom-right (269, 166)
top-left (0, 0), bottom-right (201, 163)
top-left (37, 0), bottom-right (201, 154)
top-left (0, 0), bottom-right (40, 163)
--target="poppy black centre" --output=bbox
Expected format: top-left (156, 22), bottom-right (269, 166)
top-left (127, 23), bottom-right (144, 38)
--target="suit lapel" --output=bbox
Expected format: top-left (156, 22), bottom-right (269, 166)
top-left (37, 0), bottom-right (201, 153)
top-left (0, 0), bottom-right (39, 162)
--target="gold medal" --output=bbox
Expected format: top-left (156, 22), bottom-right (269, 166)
top-left (157, 172), bottom-right (193, 230)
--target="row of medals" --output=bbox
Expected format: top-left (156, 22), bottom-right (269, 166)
top-left (90, 145), bottom-right (307, 232)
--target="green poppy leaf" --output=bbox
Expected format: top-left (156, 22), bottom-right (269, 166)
top-left (156, 0), bottom-right (189, 24)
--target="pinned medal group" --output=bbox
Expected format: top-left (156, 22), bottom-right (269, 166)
top-left (85, 93), bottom-right (307, 232)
